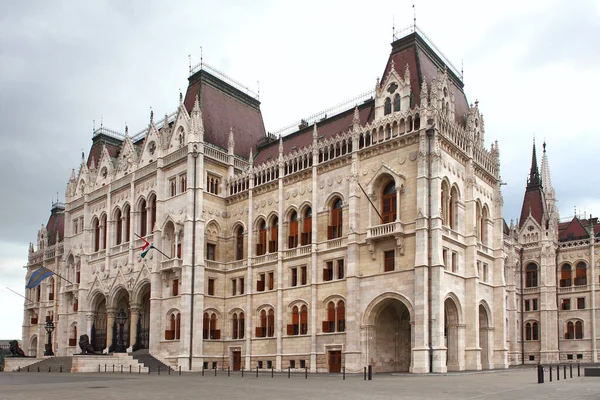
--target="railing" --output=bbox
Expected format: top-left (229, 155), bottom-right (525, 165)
top-left (558, 284), bottom-right (591, 294)
top-left (189, 61), bottom-right (259, 100)
top-left (111, 175), bottom-right (130, 191)
top-left (163, 147), bottom-right (187, 167)
top-left (227, 260), bottom-right (247, 270)
top-left (90, 250), bottom-right (106, 261)
top-left (558, 239), bottom-right (590, 249)
top-left (252, 253), bottom-right (277, 265)
top-left (271, 90), bottom-right (374, 137)
top-left (205, 143), bottom-right (229, 164)
top-left (326, 238), bottom-right (343, 250)
top-left (160, 258), bottom-right (182, 271)
top-left (204, 260), bottom-right (221, 269)
top-left (110, 243), bottom-right (130, 255)
top-left (522, 287), bottom-right (540, 294)
top-left (234, 156), bottom-right (249, 170)
top-left (131, 110), bottom-right (177, 142)
top-left (284, 245), bottom-right (312, 259)
top-left (366, 221), bottom-right (403, 241)
top-left (135, 162), bottom-right (156, 180)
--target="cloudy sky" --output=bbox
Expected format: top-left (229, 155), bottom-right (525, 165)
top-left (1, 0), bottom-right (599, 339)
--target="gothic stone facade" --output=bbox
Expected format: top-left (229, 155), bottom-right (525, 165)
top-left (27, 31), bottom-right (590, 373)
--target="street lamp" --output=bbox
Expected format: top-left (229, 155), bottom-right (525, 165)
top-left (44, 320), bottom-right (55, 356)
top-left (116, 308), bottom-right (127, 353)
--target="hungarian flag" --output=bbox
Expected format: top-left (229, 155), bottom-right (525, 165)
top-left (140, 238), bottom-right (154, 258)
top-left (26, 267), bottom-right (54, 289)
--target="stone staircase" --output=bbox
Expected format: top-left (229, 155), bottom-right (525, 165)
top-left (130, 349), bottom-right (173, 372)
top-left (21, 356), bottom-right (73, 372)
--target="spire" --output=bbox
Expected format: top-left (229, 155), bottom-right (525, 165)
top-left (541, 140), bottom-right (554, 198)
top-left (248, 147), bottom-right (253, 167)
top-left (527, 139), bottom-right (541, 189)
top-left (312, 123), bottom-right (318, 141)
top-left (420, 80), bottom-right (428, 107)
top-left (404, 63), bottom-right (410, 84)
top-left (278, 135), bottom-right (283, 156)
top-left (353, 106), bottom-right (360, 126)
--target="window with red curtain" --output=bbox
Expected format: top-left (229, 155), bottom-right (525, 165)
top-left (337, 301), bottom-right (345, 332)
top-left (288, 212), bottom-right (298, 248)
top-left (175, 313), bottom-right (181, 339)
top-left (269, 217), bottom-right (278, 253)
top-left (381, 182), bottom-right (397, 223)
top-left (560, 264), bottom-right (572, 287)
top-left (257, 220), bottom-right (267, 255)
top-left (301, 208), bottom-right (312, 245)
top-left (575, 262), bottom-right (587, 286)
top-left (328, 199), bottom-right (343, 239)
top-left (236, 227), bottom-right (244, 260)
top-left (323, 302), bottom-right (335, 333)
top-left (575, 321), bottom-right (583, 339)
top-left (300, 305), bottom-right (308, 335)
top-left (268, 309), bottom-right (275, 337)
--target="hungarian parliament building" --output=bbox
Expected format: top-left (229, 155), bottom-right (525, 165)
top-left (21, 28), bottom-right (599, 373)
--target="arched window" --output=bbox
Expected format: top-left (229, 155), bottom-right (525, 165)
top-left (93, 218), bottom-right (100, 252)
top-left (256, 308), bottom-right (275, 338)
top-left (289, 306), bottom-right (300, 336)
top-left (449, 186), bottom-right (458, 230)
top-left (393, 93), bottom-right (401, 112)
top-left (441, 181), bottom-right (449, 226)
top-left (560, 264), bottom-right (572, 287)
top-left (48, 277), bottom-right (55, 301)
top-left (323, 300), bottom-right (346, 333)
top-left (232, 312), bottom-right (245, 340)
top-left (148, 194), bottom-right (157, 234)
top-left (384, 97), bottom-right (391, 115)
top-left (381, 181), bottom-right (397, 223)
top-left (139, 199), bottom-right (147, 237)
top-left (575, 262), bottom-right (587, 286)
top-left (328, 198), bottom-right (343, 239)
top-left (123, 205), bottom-right (131, 242)
top-left (565, 321), bottom-right (574, 339)
top-left (101, 214), bottom-right (107, 250)
top-left (166, 313), bottom-right (176, 340)
top-left (525, 321), bottom-right (539, 340)
top-left (203, 312), bottom-right (220, 340)
top-left (525, 264), bottom-right (538, 288)
top-left (115, 208), bottom-right (122, 245)
top-left (256, 220), bottom-right (267, 256)
top-left (69, 325), bottom-right (77, 347)
top-left (301, 207), bottom-right (312, 245)
top-left (475, 203), bottom-right (482, 242)
top-left (269, 217), bottom-right (278, 253)
top-left (176, 313), bottom-right (181, 339)
top-left (481, 206), bottom-right (489, 245)
top-left (575, 321), bottom-right (583, 339)
top-left (236, 227), bottom-right (244, 260)
top-left (288, 211), bottom-right (298, 249)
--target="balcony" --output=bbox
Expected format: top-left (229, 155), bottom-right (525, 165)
top-left (90, 250), bottom-right (106, 261)
top-left (284, 245), bottom-right (311, 259)
top-left (558, 284), bottom-right (591, 294)
top-left (253, 253), bottom-right (277, 265)
top-left (160, 258), bottom-right (182, 272)
top-left (366, 221), bottom-right (403, 241)
top-left (63, 283), bottom-right (79, 293)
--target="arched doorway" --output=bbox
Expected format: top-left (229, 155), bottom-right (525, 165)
top-left (135, 285), bottom-right (151, 350)
top-left (92, 298), bottom-right (107, 352)
top-left (444, 298), bottom-right (460, 371)
top-left (367, 296), bottom-right (412, 372)
top-left (479, 304), bottom-right (490, 369)
top-left (112, 289), bottom-right (131, 353)
top-left (29, 336), bottom-right (38, 357)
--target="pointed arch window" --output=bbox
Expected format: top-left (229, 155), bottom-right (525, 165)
top-left (288, 211), bottom-right (298, 249)
top-left (328, 199), bottom-right (343, 239)
top-left (393, 93), bottom-right (401, 112)
top-left (140, 199), bottom-right (147, 237)
top-left (123, 205), bottom-right (131, 242)
top-left (384, 97), bottom-right (391, 115)
top-left (560, 264), bottom-right (572, 287)
top-left (232, 312), bottom-right (245, 339)
top-left (269, 217), bottom-right (278, 253)
top-left (449, 186), bottom-right (458, 229)
top-left (148, 195), bottom-right (156, 234)
top-left (301, 207), bottom-right (312, 245)
top-left (236, 227), bottom-right (244, 260)
top-left (575, 262), bottom-right (587, 286)
top-left (525, 264), bottom-right (538, 288)
top-left (323, 300), bottom-right (346, 333)
top-left (256, 220), bottom-right (267, 256)
top-left (93, 218), bottom-right (100, 252)
top-left (203, 312), bottom-right (220, 340)
top-left (381, 181), bottom-right (397, 223)
top-left (525, 321), bottom-right (539, 340)
top-left (101, 214), bottom-right (107, 250)
top-left (115, 209), bottom-right (122, 245)
top-left (256, 308), bottom-right (275, 338)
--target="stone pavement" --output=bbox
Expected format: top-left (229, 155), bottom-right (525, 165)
top-left (1, 367), bottom-right (599, 400)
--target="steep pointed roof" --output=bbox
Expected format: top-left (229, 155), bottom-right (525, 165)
top-left (183, 69), bottom-right (265, 158)
top-left (540, 141), bottom-right (554, 197)
top-left (46, 202), bottom-right (65, 246)
top-left (519, 141), bottom-right (546, 228)
top-left (558, 217), bottom-right (594, 242)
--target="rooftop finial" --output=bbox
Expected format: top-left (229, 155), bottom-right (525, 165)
top-left (412, 4), bottom-right (416, 32)
top-left (527, 138), bottom-right (541, 188)
top-left (125, 125), bottom-right (129, 137)
top-left (150, 108), bottom-right (154, 123)
top-left (179, 90), bottom-right (183, 104)
top-left (312, 122), bottom-right (318, 140)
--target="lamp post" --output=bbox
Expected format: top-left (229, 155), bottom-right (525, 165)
top-left (44, 320), bottom-right (55, 356)
top-left (116, 308), bottom-right (127, 353)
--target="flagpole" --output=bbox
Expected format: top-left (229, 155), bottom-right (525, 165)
top-left (40, 265), bottom-right (74, 286)
top-left (357, 181), bottom-right (384, 222)
top-left (134, 233), bottom-right (171, 259)
top-left (5, 287), bottom-right (35, 304)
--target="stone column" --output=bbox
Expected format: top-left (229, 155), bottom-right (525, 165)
top-left (129, 305), bottom-right (140, 351)
top-left (86, 313), bottom-right (95, 339)
top-left (105, 309), bottom-right (116, 353)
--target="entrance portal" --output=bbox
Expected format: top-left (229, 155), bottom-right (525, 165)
top-left (370, 297), bottom-right (411, 372)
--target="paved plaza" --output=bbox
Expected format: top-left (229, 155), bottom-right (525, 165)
top-left (1, 367), bottom-right (599, 400)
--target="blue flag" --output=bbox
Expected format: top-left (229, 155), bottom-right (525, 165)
top-left (26, 268), bottom-right (54, 289)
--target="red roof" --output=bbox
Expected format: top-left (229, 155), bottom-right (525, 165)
top-left (184, 70), bottom-right (266, 158)
top-left (558, 217), bottom-right (599, 241)
top-left (46, 205), bottom-right (65, 246)
top-left (519, 188), bottom-right (545, 229)
top-left (254, 102), bottom-right (374, 165)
